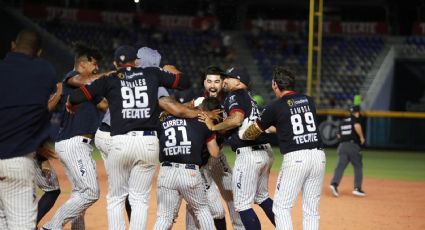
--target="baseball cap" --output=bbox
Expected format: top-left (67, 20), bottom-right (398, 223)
top-left (224, 66), bottom-right (250, 86)
top-left (114, 45), bottom-right (137, 65)
top-left (350, 105), bottom-right (361, 113)
top-left (136, 47), bottom-right (161, 68)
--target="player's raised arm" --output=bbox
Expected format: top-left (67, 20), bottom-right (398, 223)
top-left (158, 96), bottom-right (200, 118)
top-left (156, 64), bottom-right (191, 90)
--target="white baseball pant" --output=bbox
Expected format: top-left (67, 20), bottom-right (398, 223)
top-left (106, 131), bottom-right (159, 230)
top-left (273, 149), bottom-right (326, 230)
top-left (0, 152), bottom-right (37, 230)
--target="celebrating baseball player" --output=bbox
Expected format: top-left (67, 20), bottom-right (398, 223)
top-left (186, 65), bottom-right (244, 230)
top-left (41, 43), bottom-right (106, 230)
top-left (199, 66), bottom-right (275, 230)
top-left (67, 45), bottom-right (193, 230)
top-left (154, 97), bottom-right (223, 230)
top-left (0, 29), bottom-right (57, 229)
top-left (242, 67), bottom-right (326, 230)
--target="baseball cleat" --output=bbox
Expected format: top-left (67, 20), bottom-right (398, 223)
top-left (330, 184), bottom-right (339, 197)
top-left (352, 188), bottom-right (366, 197)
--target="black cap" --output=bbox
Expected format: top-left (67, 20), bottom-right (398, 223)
top-left (114, 45), bottom-right (137, 65)
top-left (350, 105), bottom-right (360, 113)
top-left (224, 67), bottom-right (250, 86)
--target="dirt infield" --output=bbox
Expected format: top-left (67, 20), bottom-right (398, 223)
top-left (38, 159), bottom-right (425, 230)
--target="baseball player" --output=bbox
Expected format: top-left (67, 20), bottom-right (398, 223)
top-left (186, 66), bottom-right (244, 230)
top-left (199, 67), bottom-right (275, 230)
top-left (93, 46), bottom-right (171, 221)
top-left (154, 97), bottom-right (222, 230)
top-left (40, 43), bottom-right (106, 230)
top-left (242, 67), bottom-right (326, 230)
top-left (67, 45), bottom-right (192, 230)
top-left (330, 105), bottom-right (366, 197)
top-left (0, 29), bottom-right (57, 229)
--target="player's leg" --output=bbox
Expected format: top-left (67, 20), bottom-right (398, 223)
top-left (0, 153), bottom-right (37, 229)
top-left (106, 135), bottom-right (133, 230)
top-left (128, 135), bottom-right (159, 230)
top-left (70, 213), bottom-right (85, 230)
top-left (154, 166), bottom-right (181, 230)
top-left (273, 150), bottom-right (310, 230)
top-left (43, 137), bottom-right (100, 229)
top-left (181, 168), bottom-right (215, 230)
top-left (301, 149), bottom-right (326, 230)
top-left (0, 199), bottom-right (7, 229)
top-left (34, 158), bottom-right (61, 225)
top-left (232, 149), bottom-right (264, 230)
top-left (94, 129), bottom-right (111, 162)
top-left (209, 153), bottom-right (244, 229)
top-left (128, 163), bottom-right (156, 230)
top-left (186, 203), bottom-right (201, 230)
top-left (201, 167), bottom-right (226, 229)
top-left (254, 147), bottom-right (275, 226)
top-left (348, 144), bottom-right (363, 190)
top-left (330, 143), bottom-right (350, 187)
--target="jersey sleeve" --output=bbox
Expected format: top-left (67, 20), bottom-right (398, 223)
top-left (154, 68), bottom-right (189, 90)
top-left (82, 76), bottom-right (109, 100)
top-left (224, 93), bottom-right (245, 116)
top-left (256, 102), bottom-right (277, 131)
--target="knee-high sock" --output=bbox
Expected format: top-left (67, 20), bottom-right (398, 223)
top-left (259, 198), bottom-right (275, 226)
top-left (239, 208), bottom-right (261, 230)
top-left (37, 189), bottom-right (61, 224)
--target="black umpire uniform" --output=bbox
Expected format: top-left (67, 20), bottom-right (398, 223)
top-left (330, 105), bottom-right (366, 196)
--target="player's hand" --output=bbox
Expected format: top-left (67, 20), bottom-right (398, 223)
top-left (162, 65), bottom-right (181, 74)
top-left (360, 137), bottom-right (365, 145)
top-left (65, 96), bottom-right (77, 113)
top-left (198, 112), bottom-right (215, 131)
top-left (204, 109), bottom-right (223, 122)
top-left (36, 143), bottom-right (58, 160)
top-left (159, 111), bottom-right (170, 123)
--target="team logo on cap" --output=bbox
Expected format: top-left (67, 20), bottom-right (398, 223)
top-left (227, 67), bottom-right (234, 73)
top-left (287, 99), bottom-right (294, 107)
top-left (120, 55), bottom-right (125, 61)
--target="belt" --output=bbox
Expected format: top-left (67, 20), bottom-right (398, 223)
top-left (236, 144), bottom-right (269, 154)
top-left (161, 162), bottom-right (199, 170)
top-left (127, 130), bottom-right (157, 136)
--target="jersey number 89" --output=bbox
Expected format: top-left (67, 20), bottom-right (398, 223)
top-left (121, 86), bottom-right (148, 108)
top-left (290, 112), bottom-right (316, 135)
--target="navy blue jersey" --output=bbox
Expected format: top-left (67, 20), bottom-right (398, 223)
top-left (223, 89), bottom-right (269, 151)
top-left (257, 92), bottom-right (322, 154)
top-left (82, 66), bottom-right (182, 135)
top-left (56, 70), bottom-right (104, 141)
top-left (339, 114), bottom-right (361, 144)
top-left (0, 52), bottom-right (56, 158)
top-left (159, 115), bottom-right (215, 165)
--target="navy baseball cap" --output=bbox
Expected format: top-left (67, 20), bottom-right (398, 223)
top-left (114, 45), bottom-right (137, 65)
top-left (224, 66), bottom-right (250, 86)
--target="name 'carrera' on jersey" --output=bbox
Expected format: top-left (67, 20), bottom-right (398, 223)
top-left (80, 66), bottom-right (182, 135)
top-left (159, 115), bottom-right (215, 166)
top-left (258, 92), bottom-right (323, 154)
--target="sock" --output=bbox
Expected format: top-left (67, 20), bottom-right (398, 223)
top-left (239, 208), bottom-right (261, 230)
top-left (125, 196), bottom-right (132, 221)
top-left (259, 198), bottom-right (275, 226)
top-left (37, 189), bottom-right (61, 224)
top-left (214, 217), bottom-right (227, 230)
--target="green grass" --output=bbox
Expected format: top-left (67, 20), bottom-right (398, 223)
top-left (91, 145), bottom-right (425, 181)
top-left (221, 146), bottom-right (425, 181)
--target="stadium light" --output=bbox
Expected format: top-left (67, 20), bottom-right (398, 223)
top-left (134, 0), bottom-right (140, 3)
